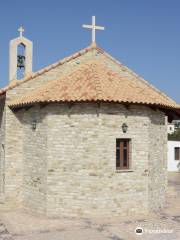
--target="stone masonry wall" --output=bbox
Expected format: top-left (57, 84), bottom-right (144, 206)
top-left (22, 106), bottom-right (47, 214)
top-left (3, 102), bottom-right (167, 217)
top-left (148, 110), bottom-right (167, 211)
top-left (46, 103), bottom-right (152, 217)
top-left (4, 104), bottom-right (24, 204)
top-left (0, 98), bottom-right (5, 197)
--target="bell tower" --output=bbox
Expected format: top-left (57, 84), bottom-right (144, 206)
top-left (9, 26), bottom-right (33, 82)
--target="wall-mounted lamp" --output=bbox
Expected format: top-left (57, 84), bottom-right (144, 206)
top-left (122, 123), bottom-right (128, 133)
top-left (32, 120), bottom-right (37, 130)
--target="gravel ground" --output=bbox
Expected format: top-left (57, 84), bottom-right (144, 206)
top-left (0, 172), bottom-right (179, 240)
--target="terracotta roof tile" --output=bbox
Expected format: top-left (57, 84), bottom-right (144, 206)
top-left (8, 60), bottom-right (179, 110)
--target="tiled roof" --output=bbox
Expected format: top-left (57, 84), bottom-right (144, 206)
top-left (8, 60), bottom-right (179, 110)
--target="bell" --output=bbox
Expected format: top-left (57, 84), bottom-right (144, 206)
top-left (17, 55), bottom-right (25, 69)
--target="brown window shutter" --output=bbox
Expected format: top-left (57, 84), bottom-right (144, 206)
top-left (116, 139), bottom-right (130, 170)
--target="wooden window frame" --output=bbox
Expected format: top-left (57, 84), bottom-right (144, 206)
top-left (116, 139), bottom-right (130, 170)
top-left (174, 147), bottom-right (180, 160)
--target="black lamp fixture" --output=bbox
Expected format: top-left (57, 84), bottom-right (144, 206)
top-left (122, 123), bottom-right (128, 133)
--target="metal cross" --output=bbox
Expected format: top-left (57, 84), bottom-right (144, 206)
top-left (82, 16), bottom-right (105, 43)
top-left (18, 26), bottom-right (24, 38)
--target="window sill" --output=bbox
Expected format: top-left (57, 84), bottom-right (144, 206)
top-left (116, 169), bottom-right (134, 173)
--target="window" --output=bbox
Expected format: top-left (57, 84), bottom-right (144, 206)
top-left (175, 147), bottom-right (180, 160)
top-left (116, 139), bottom-right (130, 170)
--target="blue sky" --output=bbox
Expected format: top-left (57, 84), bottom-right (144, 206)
top-left (0, 0), bottom-right (180, 102)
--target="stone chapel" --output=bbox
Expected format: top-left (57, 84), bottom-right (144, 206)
top-left (0, 17), bottom-right (180, 217)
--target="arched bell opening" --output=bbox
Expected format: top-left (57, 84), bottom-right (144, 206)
top-left (17, 43), bottom-right (26, 79)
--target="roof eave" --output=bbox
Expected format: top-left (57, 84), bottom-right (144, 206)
top-left (8, 99), bottom-right (180, 114)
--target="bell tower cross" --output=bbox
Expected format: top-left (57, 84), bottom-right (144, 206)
top-left (18, 26), bottom-right (24, 38)
top-left (9, 26), bottom-right (33, 82)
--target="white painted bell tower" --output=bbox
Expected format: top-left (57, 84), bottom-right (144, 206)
top-left (9, 26), bottom-right (33, 82)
